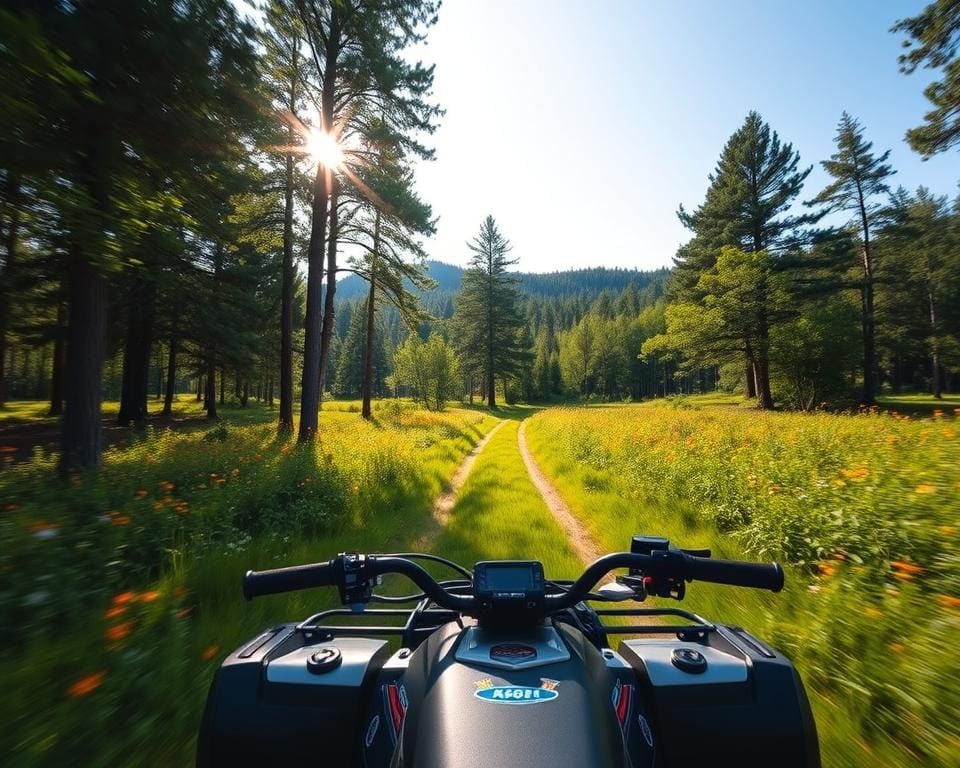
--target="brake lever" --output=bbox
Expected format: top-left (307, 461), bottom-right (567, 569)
top-left (679, 547), bottom-right (712, 558)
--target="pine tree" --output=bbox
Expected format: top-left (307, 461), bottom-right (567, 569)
top-left (452, 216), bottom-right (524, 407)
top-left (295, 0), bottom-right (440, 441)
top-left (892, 1), bottom-right (960, 157)
top-left (672, 112), bottom-right (811, 405)
top-left (807, 113), bottom-right (896, 405)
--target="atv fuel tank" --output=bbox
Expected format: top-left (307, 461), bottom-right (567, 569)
top-left (392, 623), bottom-right (634, 768)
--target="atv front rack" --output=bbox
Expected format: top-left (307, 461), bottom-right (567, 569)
top-left (296, 603), bottom-right (462, 649)
top-left (592, 607), bottom-right (716, 643)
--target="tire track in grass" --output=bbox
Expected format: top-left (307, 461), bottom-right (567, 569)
top-left (412, 418), bottom-right (506, 550)
top-left (517, 418), bottom-right (601, 565)
top-left (431, 419), bottom-right (507, 525)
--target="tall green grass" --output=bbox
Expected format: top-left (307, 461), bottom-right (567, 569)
top-left (0, 405), bottom-right (497, 766)
top-left (525, 406), bottom-right (960, 767)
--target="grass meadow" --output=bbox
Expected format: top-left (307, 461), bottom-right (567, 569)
top-left (524, 401), bottom-right (960, 767)
top-left (0, 401), bottom-right (497, 766)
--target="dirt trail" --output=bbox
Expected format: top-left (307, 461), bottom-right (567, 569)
top-left (430, 419), bottom-right (507, 526)
top-left (517, 419), bottom-right (601, 564)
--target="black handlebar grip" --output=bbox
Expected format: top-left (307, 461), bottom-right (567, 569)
top-left (243, 559), bottom-right (339, 600)
top-left (685, 556), bottom-right (785, 592)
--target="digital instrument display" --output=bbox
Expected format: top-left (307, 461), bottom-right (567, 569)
top-left (473, 561), bottom-right (545, 608)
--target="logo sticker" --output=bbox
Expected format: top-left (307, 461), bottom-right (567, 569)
top-left (364, 715), bottom-right (380, 747)
top-left (638, 713), bottom-right (654, 747)
top-left (490, 644), bottom-right (537, 663)
top-left (474, 678), bottom-right (560, 705)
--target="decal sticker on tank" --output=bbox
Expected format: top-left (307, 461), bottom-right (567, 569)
top-left (473, 677), bottom-right (560, 704)
top-left (364, 715), bottom-right (380, 748)
top-left (637, 713), bottom-right (654, 747)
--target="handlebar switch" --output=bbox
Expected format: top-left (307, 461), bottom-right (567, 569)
top-left (630, 536), bottom-right (670, 575)
top-left (337, 553), bottom-right (373, 606)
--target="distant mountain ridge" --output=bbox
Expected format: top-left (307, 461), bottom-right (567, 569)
top-left (334, 260), bottom-right (669, 302)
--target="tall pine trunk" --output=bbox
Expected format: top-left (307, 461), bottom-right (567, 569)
top-left (117, 276), bottom-right (155, 426)
top-left (928, 285), bottom-right (942, 399)
top-left (0, 172), bottom-right (22, 409)
top-left (856, 185), bottom-right (877, 406)
top-left (60, 242), bottom-right (107, 474)
top-left (49, 301), bottom-right (67, 416)
top-left (205, 358), bottom-right (217, 419)
top-left (279, 51), bottom-right (298, 433)
top-left (361, 216), bottom-right (381, 420)
top-left (318, 176), bottom-right (340, 401)
top-left (163, 330), bottom-right (178, 417)
top-left (297, 13), bottom-right (339, 442)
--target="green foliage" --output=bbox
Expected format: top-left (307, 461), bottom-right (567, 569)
top-left (892, 0), bottom-right (960, 156)
top-left (389, 333), bottom-right (461, 410)
top-left (528, 405), bottom-right (960, 766)
top-left (452, 216), bottom-right (526, 404)
top-left (0, 406), bottom-right (494, 764)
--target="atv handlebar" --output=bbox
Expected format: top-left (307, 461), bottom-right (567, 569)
top-left (243, 559), bottom-right (340, 600)
top-left (244, 550), bottom-right (784, 610)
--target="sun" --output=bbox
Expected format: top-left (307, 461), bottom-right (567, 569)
top-left (306, 129), bottom-right (343, 169)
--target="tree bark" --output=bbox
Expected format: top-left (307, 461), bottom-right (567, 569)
top-left (0, 172), bottom-right (22, 409)
top-left (205, 357), bottom-right (217, 419)
top-left (117, 276), bottom-right (155, 426)
top-left (49, 301), bottom-right (67, 416)
top-left (361, 215), bottom-right (381, 421)
top-left (928, 283), bottom-right (942, 399)
top-left (60, 242), bottom-right (107, 474)
top-left (163, 330), bottom-right (178, 417)
top-left (855, 182), bottom-right (877, 406)
top-left (241, 380), bottom-right (249, 407)
top-left (318, 174), bottom-right (340, 402)
top-left (278, 44), bottom-right (298, 434)
top-left (745, 359), bottom-right (757, 399)
top-left (219, 366), bottom-right (225, 406)
top-left (297, 10), bottom-right (339, 442)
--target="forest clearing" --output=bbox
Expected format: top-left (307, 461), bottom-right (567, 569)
top-left (3, 0), bottom-right (960, 765)
top-left (1, 396), bottom-right (957, 765)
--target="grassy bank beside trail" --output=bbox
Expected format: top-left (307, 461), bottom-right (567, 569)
top-left (525, 405), bottom-right (959, 768)
top-left (0, 404), bottom-right (497, 767)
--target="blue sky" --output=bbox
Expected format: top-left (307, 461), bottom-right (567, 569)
top-left (409, 0), bottom-right (958, 272)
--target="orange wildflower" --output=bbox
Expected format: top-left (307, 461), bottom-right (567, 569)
top-left (105, 621), bottom-right (133, 643)
top-left (67, 672), bottom-right (105, 698)
top-left (938, 595), bottom-right (960, 610)
top-left (231, 468), bottom-right (240, 478)
top-left (140, 590), bottom-right (161, 603)
top-left (174, 502), bottom-right (189, 514)
top-left (840, 467), bottom-right (869, 480)
top-left (863, 607), bottom-right (882, 619)
top-left (112, 515), bottom-right (131, 526)
top-left (112, 591), bottom-right (136, 606)
top-left (135, 490), bottom-right (148, 498)
top-left (818, 563), bottom-right (836, 577)
top-left (176, 607), bottom-right (194, 618)
top-left (215, 478), bottom-right (226, 486)
top-left (104, 606), bottom-right (126, 619)
top-left (914, 484), bottom-right (937, 494)
top-left (939, 526), bottom-right (957, 537)
top-left (892, 561), bottom-right (923, 576)
top-left (202, 645), bottom-right (220, 661)
top-left (932, 409), bottom-right (944, 418)
top-left (160, 481), bottom-right (175, 492)
top-left (174, 586), bottom-right (188, 598)
top-left (889, 643), bottom-right (905, 654)
top-left (0, 445), bottom-right (17, 453)
top-left (3, 502), bottom-right (18, 512)
top-left (252, 453), bottom-right (262, 461)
